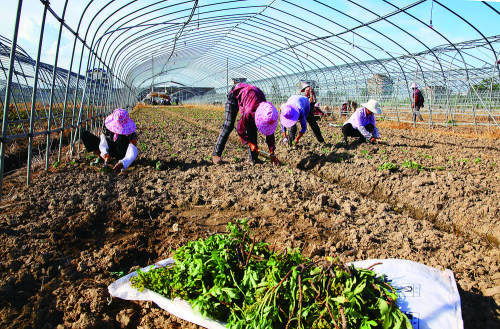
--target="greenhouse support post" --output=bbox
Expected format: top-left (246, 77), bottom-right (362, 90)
top-left (45, 0), bottom-right (68, 170)
top-left (0, 0), bottom-right (23, 194)
top-left (26, 2), bottom-right (48, 186)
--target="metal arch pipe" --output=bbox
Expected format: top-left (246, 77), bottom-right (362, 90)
top-left (0, 0), bottom-right (23, 192)
top-left (272, 2), bottom-right (399, 86)
top-left (97, 1), bottom-right (236, 72)
top-left (116, 20), bottom-right (308, 86)
top-left (99, 3), bottom-right (265, 78)
top-left (111, 18), bottom-right (251, 83)
top-left (433, 0), bottom-right (499, 80)
top-left (45, 0), bottom-right (69, 170)
top-left (26, 1), bottom-right (49, 185)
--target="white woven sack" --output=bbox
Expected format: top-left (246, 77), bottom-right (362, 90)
top-left (109, 258), bottom-right (463, 329)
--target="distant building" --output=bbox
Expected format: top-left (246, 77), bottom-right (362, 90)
top-left (367, 74), bottom-right (393, 96)
top-left (423, 85), bottom-right (447, 103)
top-left (87, 68), bottom-right (109, 85)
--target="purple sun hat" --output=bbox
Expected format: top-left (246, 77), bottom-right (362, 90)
top-left (105, 108), bottom-right (136, 135)
top-left (255, 102), bottom-right (278, 136)
top-left (280, 104), bottom-right (300, 128)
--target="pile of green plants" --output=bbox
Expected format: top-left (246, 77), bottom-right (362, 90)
top-left (131, 221), bottom-right (411, 329)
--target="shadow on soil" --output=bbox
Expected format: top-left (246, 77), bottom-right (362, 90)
top-left (137, 158), bottom-right (211, 171)
top-left (459, 287), bottom-right (500, 329)
top-left (296, 151), bottom-right (353, 171)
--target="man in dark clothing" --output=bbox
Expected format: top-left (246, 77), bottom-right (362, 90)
top-left (411, 82), bottom-right (424, 124)
top-left (300, 83), bottom-right (325, 143)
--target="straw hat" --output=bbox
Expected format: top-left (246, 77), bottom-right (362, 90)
top-left (410, 82), bottom-right (418, 89)
top-left (361, 99), bottom-right (382, 115)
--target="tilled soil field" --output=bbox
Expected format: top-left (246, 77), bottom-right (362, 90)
top-left (0, 105), bottom-right (498, 329)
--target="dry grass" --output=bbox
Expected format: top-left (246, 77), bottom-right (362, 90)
top-left (377, 120), bottom-right (500, 140)
top-left (131, 104), bottom-right (499, 140)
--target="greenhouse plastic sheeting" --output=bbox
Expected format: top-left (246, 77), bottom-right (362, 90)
top-left (108, 258), bottom-right (463, 329)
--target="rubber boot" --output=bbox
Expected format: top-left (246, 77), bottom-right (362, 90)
top-left (247, 148), bottom-right (260, 165)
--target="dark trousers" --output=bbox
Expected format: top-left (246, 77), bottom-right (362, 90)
top-left (285, 110), bottom-right (325, 145)
top-left (307, 102), bottom-right (324, 143)
top-left (81, 130), bottom-right (127, 159)
top-left (342, 123), bottom-right (374, 142)
top-left (213, 97), bottom-right (238, 156)
top-left (413, 106), bottom-right (423, 122)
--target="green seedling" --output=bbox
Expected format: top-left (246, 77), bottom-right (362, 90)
top-left (377, 162), bottom-right (399, 171)
top-left (359, 149), bottom-right (373, 159)
top-left (473, 157), bottom-right (481, 164)
top-left (420, 153), bottom-right (432, 159)
top-left (110, 271), bottom-right (125, 278)
top-left (138, 142), bottom-right (148, 152)
top-left (155, 160), bottom-right (163, 170)
top-left (68, 160), bottom-right (77, 165)
top-left (401, 160), bottom-right (424, 170)
top-left (459, 158), bottom-right (469, 163)
top-left (52, 161), bottom-right (60, 168)
top-left (320, 147), bottom-right (331, 155)
top-left (432, 166), bottom-right (446, 171)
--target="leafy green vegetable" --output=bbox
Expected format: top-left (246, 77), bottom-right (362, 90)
top-left (131, 221), bottom-right (411, 329)
top-left (377, 162), bottom-right (399, 172)
top-left (401, 160), bottom-right (424, 170)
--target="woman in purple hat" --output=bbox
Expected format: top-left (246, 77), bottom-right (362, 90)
top-left (212, 83), bottom-right (280, 165)
top-left (280, 95), bottom-right (310, 146)
top-left (81, 108), bottom-right (138, 172)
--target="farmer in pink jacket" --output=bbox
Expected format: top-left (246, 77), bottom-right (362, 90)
top-left (212, 83), bottom-right (280, 165)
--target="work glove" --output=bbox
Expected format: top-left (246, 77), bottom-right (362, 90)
top-left (248, 142), bottom-right (258, 153)
top-left (102, 154), bottom-right (111, 166)
top-left (369, 137), bottom-right (377, 144)
top-left (281, 137), bottom-right (288, 145)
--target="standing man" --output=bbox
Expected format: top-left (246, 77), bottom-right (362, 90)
top-left (411, 82), bottom-right (424, 124)
top-left (212, 80), bottom-right (280, 165)
top-left (300, 82), bottom-right (325, 143)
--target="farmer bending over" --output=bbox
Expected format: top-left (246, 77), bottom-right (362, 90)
top-left (342, 99), bottom-right (381, 145)
top-left (212, 82), bottom-right (280, 165)
top-left (81, 108), bottom-right (138, 172)
top-left (279, 95), bottom-right (312, 146)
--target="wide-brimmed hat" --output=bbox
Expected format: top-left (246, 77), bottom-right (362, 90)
top-left (361, 99), bottom-right (382, 115)
top-left (105, 108), bottom-right (136, 135)
top-left (300, 84), bottom-right (310, 92)
top-left (280, 104), bottom-right (300, 128)
top-left (255, 102), bottom-right (278, 136)
top-left (410, 82), bottom-right (418, 89)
